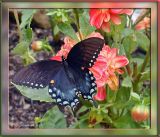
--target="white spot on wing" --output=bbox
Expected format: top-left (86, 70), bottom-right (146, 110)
top-left (49, 89), bottom-right (52, 93)
top-left (91, 77), bottom-right (94, 80)
top-left (90, 89), bottom-right (95, 93)
top-left (52, 94), bottom-right (56, 97)
top-left (71, 102), bottom-right (75, 107)
top-left (57, 98), bottom-right (61, 102)
top-left (63, 101), bottom-right (69, 105)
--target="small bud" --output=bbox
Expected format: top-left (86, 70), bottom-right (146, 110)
top-left (31, 41), bottom-right (43, 51)
top-left (131, 105), bottom-right (149, 122)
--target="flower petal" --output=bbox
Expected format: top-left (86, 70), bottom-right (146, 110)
top-left (87, 32), bottom-right (104, 39)
top-left (109, 9), bottom-right (123, 14)
top-left (113, 56), bottom-right (129, 68)
top-left (89, 9), bottom-right (101, 27)
top-left (135, 22), bottom-right (146, 30)
top-left (107, 74), bottom-right (119, 91)
top-left (122, 9), bottom-right (133, 15)
top-left (89, 9), bottom-right (105, 28)
top-left (94, 11), bottom-right (106, 28)
top-left (50, 56), bottom-right (62, 61)
top-left (94, 86), bottom-right (106, 101)
top-left (101, 22), bottom-right (110, 32)
top-left (104, 11), bottom-right (110, 22)
top-left (116, 68), bottom-right (124, 74)
top-left (110, 14), bottom-right (121, 25)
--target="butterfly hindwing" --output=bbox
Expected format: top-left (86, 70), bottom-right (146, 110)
top-left (67, 37), bottom-right (105, 68)
top-left (12, 60), bottom-right (62, 89)
top-left (73, 68), bottom-right (97, 106)
top-left (48, 65), bottom-right (80, 111)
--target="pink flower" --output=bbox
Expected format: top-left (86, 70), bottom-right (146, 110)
top-left (135, 17), bottom-right (150, 30)
top-left (94, 86), bottom-right (106, 101)
top-left (89, 9), bottom-right (133, 32)
top-left (90, 45), bottom-right (129, 92)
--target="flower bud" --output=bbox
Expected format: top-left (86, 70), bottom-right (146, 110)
top-left (31, 41), bottom-right (43, 51)
top-left (131, 105), bottom-right (149, 122)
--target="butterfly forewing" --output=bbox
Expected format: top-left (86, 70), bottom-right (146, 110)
top-left (67, 37), bottom-right (105, 68)
top-left (12, 60), bottom-right (62, 89)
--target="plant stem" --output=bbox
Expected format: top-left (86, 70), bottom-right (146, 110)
top-left (133, 46), bottom-right (150, 90)
top-left (133, 9), bottom-right (150, 28)
top-left (73, 9), bottom-right (83, 41)
top-left (13, 9), bottom-right (22, 42)
top-left (126, 64), bottom-right (132, 76)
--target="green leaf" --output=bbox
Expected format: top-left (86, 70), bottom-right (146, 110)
top-left (130, 92), bottom-right (141, 102)
top-left (12, 83), bottom-right (53, 102)
top-left (119, 44), bottom-right (126, 55)
top-left (57, 22), bottom-right (78, 41)
top-left (22, 28), bottom-right (33, 42)
top-left (39, 106), bottom-right (67, 128)
top-left (122, 35), bottom-right (137, 55)
top-left (135, 31), bottom-right (150, 51)
top-left (122, 76), bottom-right (132, 88)
top-left (113, 15), bottom-right (126, 32)
top-left (121, 28), bottom-right (134, 38)
top-left (20, 9), bottom-right (36, 29)
top-left (113, 112), bottom-right (140, 128)
top-left (79, 14), bottom-right (96, 38)
top-left (53, 25), bottom-right (59, 35)
top-left (12, 41), bottom-right (29, 56)
top-left (143, 97), bottom-right (150, 106)
top-left (140, 70), bottom-right (150, 82)
top-left (115, 87), bottom-right (131, 105)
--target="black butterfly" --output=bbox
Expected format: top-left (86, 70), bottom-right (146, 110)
top-left (12, 37), bottom-right (105, 111)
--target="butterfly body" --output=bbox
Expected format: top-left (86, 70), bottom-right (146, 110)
top-left (12, 37), bottom-right (105, 111)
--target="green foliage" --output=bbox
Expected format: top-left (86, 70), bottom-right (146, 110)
top-left (113, 112), bottom-right (140, 128)
top-left (12, 83), bottom-right (53, 102)
top-left (20, 9), bottom-right (36, 29)
top-left (122, 76), bottom-right (132, 88)
top-left (12, 28), bottom-right (35, 65)
top-left (57, 22), bottom-right (78, 41)
top-left (135, 31), bottom-right (150, 51)
top-left (47, 9), bottom-right (72, 23)
top-left (12, 41), bottom-right (28, 56)
top-left (39, 106), bottom-right (67, 128)
top-left (79, 13), bottom-right (96, 38)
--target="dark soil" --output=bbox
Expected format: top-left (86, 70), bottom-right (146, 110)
top-left (9, 16), bottom-right (61, 128)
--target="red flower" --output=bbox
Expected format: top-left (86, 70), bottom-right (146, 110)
top-left (89, 9), bottom-right (133, 32)
top-left (135, 17), bottom-right (150, 30)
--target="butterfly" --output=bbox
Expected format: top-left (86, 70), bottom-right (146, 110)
top-left (12, 37), bottom-right (105, 112)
